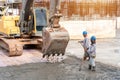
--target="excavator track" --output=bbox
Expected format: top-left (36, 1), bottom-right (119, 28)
top-left (42, 27), bottom-right (69, 57)
top-left (0, 38), bottom-right (23, 56)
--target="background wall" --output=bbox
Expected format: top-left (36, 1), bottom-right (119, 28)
top-left (60, 19), bottom-right (116, 39)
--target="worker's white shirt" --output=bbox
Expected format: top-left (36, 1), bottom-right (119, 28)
top-left (87, 44), bottom-right (96, 56)
top-left (81, 37), bottom-right (90, 49)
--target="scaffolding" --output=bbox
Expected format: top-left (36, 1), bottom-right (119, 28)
top-left (32, 0), bottom-right (119, 20)
top-left (2, 0), bottom-right (120, 20)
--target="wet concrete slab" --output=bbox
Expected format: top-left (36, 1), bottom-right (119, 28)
top-left (0, 29), bottom-right (119, 80)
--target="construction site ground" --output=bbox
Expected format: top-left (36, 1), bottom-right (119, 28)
top-left (0, 29), bottom-right (120, 80)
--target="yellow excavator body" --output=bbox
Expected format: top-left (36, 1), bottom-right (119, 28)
top-left (0, 16), bottom-right (20, 36)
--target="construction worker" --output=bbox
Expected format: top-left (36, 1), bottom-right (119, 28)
top-left (87, 36), bottom-right (96, 71)
top-left (79, 31), bottom-right (90, 61)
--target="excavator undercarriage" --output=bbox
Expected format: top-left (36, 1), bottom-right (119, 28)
top-left (0, 36), bottom-right (43, 56)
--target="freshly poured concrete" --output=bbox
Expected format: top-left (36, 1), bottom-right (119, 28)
top-left (0, 29), bottom-right (119, 80)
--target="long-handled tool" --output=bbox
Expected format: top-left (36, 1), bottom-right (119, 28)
top-left (79, 58), bottom-right (83, 71)
top-left (78, 40), bottom-right (87, 71)
top-left (78, 40), bottom-right (83, 71)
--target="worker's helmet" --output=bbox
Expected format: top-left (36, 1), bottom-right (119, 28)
top-left (91, 36), bottom-right (96, 40)
top-left (83, 31), bottom-right (87, 35)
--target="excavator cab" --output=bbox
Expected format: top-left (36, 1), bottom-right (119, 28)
top-left (34, 8), bottom-right (47, 31)
top-left (33, 8), bottom-right (47, 36)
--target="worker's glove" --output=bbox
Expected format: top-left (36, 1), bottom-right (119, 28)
top-left (91, 56), bottom-right (96, 58)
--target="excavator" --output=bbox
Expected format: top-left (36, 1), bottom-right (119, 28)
top-left (0, 0), bottom-right (70, 57)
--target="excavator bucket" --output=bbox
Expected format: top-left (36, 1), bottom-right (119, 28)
top-left (42, 27), bottom-right (69, 57)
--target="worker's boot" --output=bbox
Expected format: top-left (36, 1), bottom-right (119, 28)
top-left (88, 65), bottom-right (91, 70)
top-left (92, 66), bottom-right (96, 71)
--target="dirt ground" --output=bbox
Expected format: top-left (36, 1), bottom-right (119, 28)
top-left (0, 29), bottom-right (120, 80)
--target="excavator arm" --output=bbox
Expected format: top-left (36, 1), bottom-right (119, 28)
top-left (18, 0), bottom-right (70, 57)
top-left (49, 0), bottom-right (61, 18)
top-left (19, 0), bottom-right (70, 57)
top-left (18, 0), bottom-right (34, 36)
top-left (19, 0), bottom-right (62, 36)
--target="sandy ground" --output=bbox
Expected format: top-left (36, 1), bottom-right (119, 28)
top-left (0, 29), bottom-right (120, 80)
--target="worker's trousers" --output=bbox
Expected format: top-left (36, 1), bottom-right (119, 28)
top-left (89, 57), bottom-right (95, 67)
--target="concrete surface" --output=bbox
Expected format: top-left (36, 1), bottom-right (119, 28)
top-left (60, 19), bottom-right (116, 39)
top-left (0, 29), bottom-right (119, 80)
